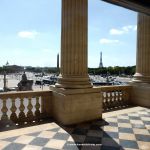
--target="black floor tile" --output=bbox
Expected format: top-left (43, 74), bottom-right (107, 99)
top-left (53, 132), bottom-right (70, 140)
top-left (135, 134), bottom-right (150, 142)
top-left (48, 127), bottom-right (60, 132)
top-left (29, 137), bottom-right (49, 146)
top-left (103, 131), bottom-right (119, 139)
top-left (108, 122), bottom-right (118, 127)
top-left (138, 114), bottom-right (149, 117)
top-left (120, 113), bottom-right (128, 116)
top-left (4, 136), bottom-right (19, 142)
top-left (118, 119), bottom-right (130, 123)
top-left (132, 123), bottom-right (146, 129)
top-left (143, 121), bottom-right (150, 125)
top-left (129, 116), bottom-right (141, 120)
top-left (28, 131), bottom-right (41, 137)
top-left (84, 136), bottom-right (102, 144)
top-left (72, 128), bottom-right (88, 135)
top-left (120, 139), bottom-right (139, 149)
top-left (119, 127), bottom-right (133, 133)
top-left (3, 143), bottom-right (26, 150)
top-left (90, 124), bottom-right (101, 130)
top-left (101, 145), bottom-right (121, 150)
top-left (63, 141), bottom-right (78, 150)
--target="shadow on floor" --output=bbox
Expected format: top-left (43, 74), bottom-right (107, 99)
top-left (60, 119), bottom-right (124, 150)
top-left (0, 117), bottom-right (53, 132)
top-left (103, 103), bottom-right (135, 113)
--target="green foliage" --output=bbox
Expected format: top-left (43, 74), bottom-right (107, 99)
top-left (0, 65), bottom-right (136, 76)
top-left (25, 66), bottom-right (58, 74)
top-left (88, 66), bottom-right (136, 76)
top-left (0, 65), bottom-right (24, 74)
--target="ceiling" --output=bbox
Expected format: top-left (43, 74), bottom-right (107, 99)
top-left (102, 0), bottom-right (150, 16)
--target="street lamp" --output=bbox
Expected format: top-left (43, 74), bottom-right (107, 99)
top-left (3, 64), bottom-right (8, 92)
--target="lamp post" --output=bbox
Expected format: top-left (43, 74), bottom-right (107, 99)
top-left (3, 65), bottom-right (8, 92)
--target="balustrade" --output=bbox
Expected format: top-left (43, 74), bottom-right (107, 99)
top-left (0, 91), bottom-right (52, 125)
top-left (100, 85), bottom-right (132, 112)
top-left (0, 86), bottom-right (132, 125)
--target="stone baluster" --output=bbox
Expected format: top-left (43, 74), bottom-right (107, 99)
top-left (122, 90), bottom-right (127, 105)
top-left (1, 99), bottom-right (8, 120)
top-left (18, 98), bottom-right (26, 123)
top-left (106, 92), bottom-right (109, 109)
top-left (35, 97), bottom-right (41, 120)
top-left (118, 91), bottom-right (123, 106)
top-left (10, 98), bottom-right (18, 123)
top-left (113, 91), bottom-right (117, 107)
top-left (115, 91), bottom-right (119, 106)
top-left (109, 91), bottom-right (114, 107)
top-left (102, 92), bottom-right (106, 110)
top-left (27, 97), bottom-right (34, 122)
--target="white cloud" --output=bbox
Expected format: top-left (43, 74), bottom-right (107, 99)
top-left (100, 38), bottom-right (119, 44)
top-left (110, 25), bottom-right (137, 35)
top-left (18, 31), bottom-right (39, 39)
top-left (110, 29), bottom-right (124, 35)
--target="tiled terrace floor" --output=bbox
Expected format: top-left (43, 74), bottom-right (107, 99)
top-left (0, 107), bottom-right (150, 150)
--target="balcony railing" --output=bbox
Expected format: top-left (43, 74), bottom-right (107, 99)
top-left (100, 85), bottom-right (132, 112)
top-left (0, 91), bottom-right (52, 125)
top-left (0, 85), bottom-right (132, 127)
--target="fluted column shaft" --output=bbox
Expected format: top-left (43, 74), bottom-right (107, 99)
top-left (134, 13), bottom-right (150, 83)
top-left (56, 0), bottom-right (92, 88)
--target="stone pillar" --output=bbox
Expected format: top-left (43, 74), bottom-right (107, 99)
top-left (131, 13), bottom-right (150, 107)
top-left (134, 13), bottom-right (150, 83)
top-left (55, 0), bottom-right (92, 89)
top-left (50, 0), bottom-right (102, 125)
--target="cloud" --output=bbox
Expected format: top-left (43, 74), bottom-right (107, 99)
top-left (18, 31), bottom-right (39, 39)
top-left (110, 29), bottom-right (124, 35)
top-left (100, 38), bottom-right (119, 44)
top-left (110, 25), bottom-right (137, 35)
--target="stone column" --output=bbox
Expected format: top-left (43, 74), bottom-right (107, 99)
top-left (50, 0), bottom-right (102, 125)
top-left (55, 0), bottom-right (92, 89)
top-left (134, 13), bottom-right (150, 83)
top-left (131, 13), bottom-right (150, 107)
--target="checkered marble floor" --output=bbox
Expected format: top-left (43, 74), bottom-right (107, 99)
top-left (0, 107), bottom-right (150, 150)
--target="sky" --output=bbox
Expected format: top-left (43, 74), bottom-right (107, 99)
top-left (0, 0), bottom-right (137, 68)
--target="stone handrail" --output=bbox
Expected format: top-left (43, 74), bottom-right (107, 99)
top-left (0, 90), bottom-right (52, 124)
top-left (99, 85), bottom-right (132, 112)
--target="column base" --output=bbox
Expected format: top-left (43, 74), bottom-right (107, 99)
top-left (133, 73), bottom-right (150, 83)
top-left (55, 75), bottom-right (93, 89)
top-left (50, 86), bottom-right (102, 125)
top-left (130, 82), bottom-right (150, 107)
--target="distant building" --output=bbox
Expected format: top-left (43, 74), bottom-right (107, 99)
top-left (6, 61), bottom-right (9, 66)
top-left (99, 52), bottom-right (103, 68)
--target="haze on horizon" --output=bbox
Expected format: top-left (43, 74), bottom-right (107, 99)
top-left (0, 0), bottom-right (137, 68)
